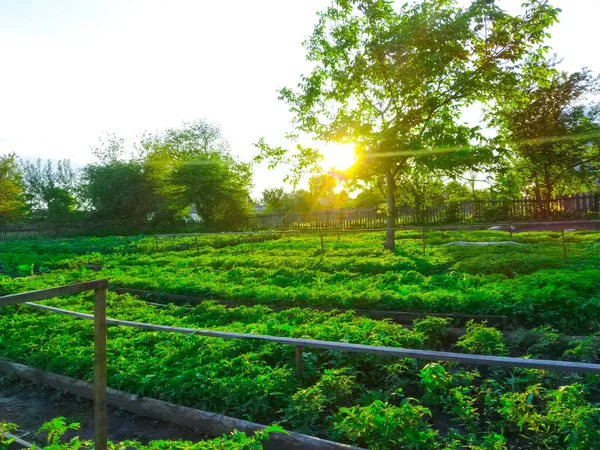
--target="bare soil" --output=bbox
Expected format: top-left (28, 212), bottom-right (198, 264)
top-left (0, 375), bottom-right (208, 446)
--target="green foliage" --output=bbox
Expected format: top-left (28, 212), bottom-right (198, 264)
top-left (0, 153), bottom-right (27, 222)
top-left (413, 317), bottom-right (451, 349)
top-left (1, 230), bottom-right (600, 448)
top-left (0, 418), bottom-right (287, 450)
top-left (419, 363), bottom-right (452, 405)
top-left (261, 187), bottom-right (290, 213)
top-left (490, 64), bottom-right (600, 215)
top-left (456, 321), bottom-right (507, 355)
top-left (332, 399), bottom-right (437, 450)
top-left (20, 158), bottom-right (78, 220)
top-left (255, 0), bottom-right (559, 248)
top-left (499, 384), bottom-right (600, 449)
top-left (81, 160), bottom-right (155, 221)
top-left (284, 369), bottom-right (355, 433)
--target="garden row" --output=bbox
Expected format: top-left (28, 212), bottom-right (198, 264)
top-left (1, 291), bottom-right (600, 448)
top-left (1, 231), bottom-right (598, 333)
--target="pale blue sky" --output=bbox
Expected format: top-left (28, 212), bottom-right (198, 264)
top-left (1, 0), bottom-right (599, 197)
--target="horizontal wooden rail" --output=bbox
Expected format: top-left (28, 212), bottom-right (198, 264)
top-left (24, 302), bottom-right (600, 375)
top-left (0, 280), bottom-right (109, 307)
top-left (2, 432), bottom-right (32, 449)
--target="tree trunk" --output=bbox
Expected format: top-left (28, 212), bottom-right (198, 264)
top-left (384, 169), bottom-right (396, 251)
top-left (534, 178), bottom-right (543, 220)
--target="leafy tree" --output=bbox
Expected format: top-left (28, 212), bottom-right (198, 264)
top-left (45, 187), bottom-right (76, 221)
top-left (140, 120), bottom-right (253, 228)
top-left (90, 133), bottom-right (127, 164)
top-left (20, 159), bottom-right (78, 219)
top-left (308, 174), bottom-right (337, 209)
top-left (169, 156), bottom-right (252, 229)
top-left (288, 190), bottom-right (312, 213)
top-left (351, 186), bottom-right (384, 209)
top-left (444, 180), bottom-right (473, 203)
top-left (255, 0), bottom-right (559, 249)
top-left (490, 66), bottom-right (600, 218)
top-left (81, 160), bottom-right (155, 221)
top-left (396, 166), bottom-right (445, 224)
top-left (261, 188), bottom-right (291, 213)
top-left (0, 153), bottom-right (27, 222)
top-left (333, 189), bottom-right (352, 209)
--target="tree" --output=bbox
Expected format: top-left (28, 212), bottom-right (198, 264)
top-left (352, 186), bottom-right (384, 209)
top-left (169, 156), bottom-right (252, 229)
top-left (21, 159), bottom-right (78, 219)
top-left (490, 66), bottom-right (600, 218)
top-left (308, 174), bottom-right (337, 209)
top-left (255, 0), bottom-right (559, 249)
top-left (81, 161), bottom-right (155, 221)
top-left (140, 120), bottom-right (253, 229)
top-left (261, 188), bottom-right (291, 213)
top-left (396, 166), bottom-right (445, 224)
top-left (0, 153), bottom-right (27, 222)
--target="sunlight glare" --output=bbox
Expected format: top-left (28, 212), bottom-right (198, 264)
top-left (320, 142), bottom-right (357, 171)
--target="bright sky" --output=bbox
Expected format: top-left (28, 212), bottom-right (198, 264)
top-left (1, 0), bottom-right (599, 198)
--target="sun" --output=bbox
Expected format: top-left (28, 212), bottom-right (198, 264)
top-left (320, 142), bottom-right (357, 171)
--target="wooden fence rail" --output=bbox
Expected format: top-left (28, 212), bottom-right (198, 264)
top-left (245, 194), bottom-right (600, 230)
top-left (23, 301), bottom-right (600, 375)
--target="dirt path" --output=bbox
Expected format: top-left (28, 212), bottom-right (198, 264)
top-left (0, 375), bottom-right (207, 445)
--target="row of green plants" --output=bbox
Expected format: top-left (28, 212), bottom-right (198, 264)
top-left (1, 231), bottom-right (597, 333)
top-left (1, 292), bottom-right (600, 448)
top-left (0, 417), bottom-right (285, 449)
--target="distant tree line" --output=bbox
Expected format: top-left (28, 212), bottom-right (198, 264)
top-left (0, 121), bottom-right (253, 230)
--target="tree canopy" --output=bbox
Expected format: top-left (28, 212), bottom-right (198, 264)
top-left (490, 65), bottom-right (600, 217)
top-left (255, 0), bottom-right (560, 248)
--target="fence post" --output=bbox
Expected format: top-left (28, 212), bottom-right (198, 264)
top-left (194, 235), bottom-right (199, 255)
top-left (422, 228), bottom-right (426, 256)
top-left (320, 232), bottom-right (324, 253)
top-left (562, 227), bottom-right (568, 260)
top-left (509, 227), bottom-right (513, 239)
top-left (155, 236), bottom-right (159, 252)
top-left (295, 345), bottom-right (303, 379)
top-left (250, 235), bottom-right (254, 254)
top-left (441, 229), bottom-right (445, 239)
top-left (93, 287), bottom-right (108, 450)
top-left (337, 231), bottom-right (340, 243)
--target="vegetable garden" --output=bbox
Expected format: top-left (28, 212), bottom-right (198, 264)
top-left (1, 229), bottom-right (600, 449)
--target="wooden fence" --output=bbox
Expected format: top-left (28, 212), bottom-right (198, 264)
top-left (0, 281), bottom-right (109, 450)
top-left (1, 195), bottom-right (598, 239)
top-left (245, 194), bottom-right (600, 230)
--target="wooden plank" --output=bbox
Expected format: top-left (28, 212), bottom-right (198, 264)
top-left (93, 287), bottom-right (108, 450)
top-left (0, 280), bottom-right (109, 307)
top-left (22, 303), bottom-right (600, 374)
top-left (295, 345), bottom-right (303, 379)
top-left (3, 432), bottom-right (33, 449)
top-left (0, 360), bottom-right (363, 450)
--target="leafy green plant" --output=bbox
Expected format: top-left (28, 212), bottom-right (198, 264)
top-left (413, 317), bottom-right (452, 349)
top-left (456, 321), bottom-right (507, 355)
top-left (332, 399), bottom-right (437, 450)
